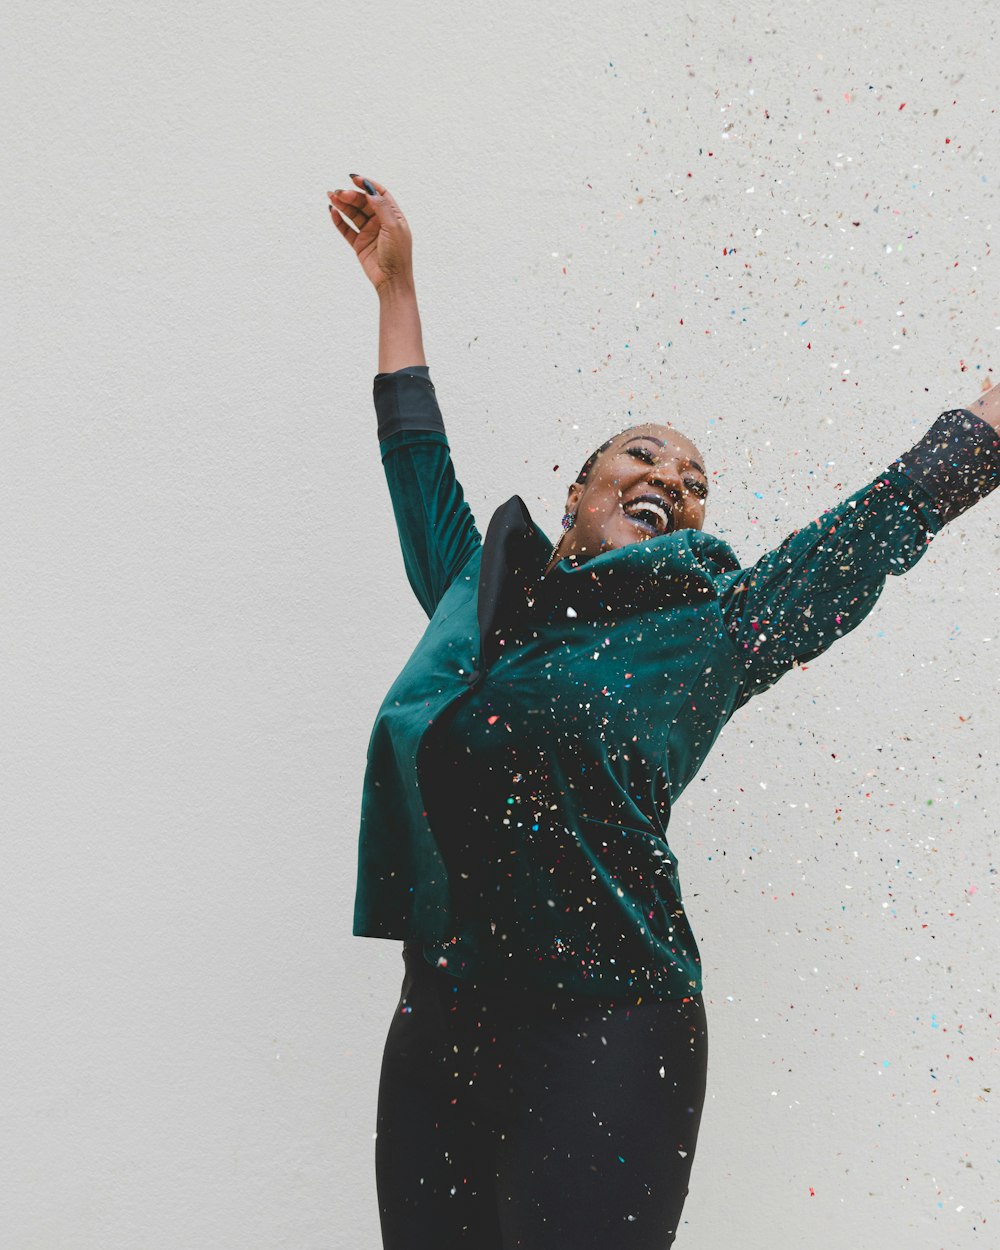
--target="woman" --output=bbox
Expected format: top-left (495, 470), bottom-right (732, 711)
top-left (328, 173), bottom-right (1000, 1249)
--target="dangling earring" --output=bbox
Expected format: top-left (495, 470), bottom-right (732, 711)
top-left (561, 511), bottom-right (575, 531)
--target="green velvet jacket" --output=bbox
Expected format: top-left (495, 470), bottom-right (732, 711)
top-left (354, 364), bottom-right (1000, 999)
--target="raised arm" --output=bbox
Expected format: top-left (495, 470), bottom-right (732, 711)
top-left (717, 385), bottom-right (1000, 709)
top-left (328, 175), bottom-right (481, 618)
top-left (966, 380), bottom-right (1000, 441)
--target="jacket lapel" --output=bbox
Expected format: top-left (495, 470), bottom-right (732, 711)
top-left (476, 496), bottom-right (550, 672)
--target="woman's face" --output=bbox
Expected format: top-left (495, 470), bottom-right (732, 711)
top-left (552, 423), bottom-right (708, 569)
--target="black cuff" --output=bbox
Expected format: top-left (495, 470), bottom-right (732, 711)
top-left (889, 408), bottom-right (1000, 525)
top-left (373, 365), bottom-right (445, 440)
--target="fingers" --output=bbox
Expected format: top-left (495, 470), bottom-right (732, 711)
top-left (330, 186), bottom-right (368, 210)
top-left (328, 189), bottom-right (371, 230)
top-left (328, 202), bottom-right (360, 244)
top-left (328, 174), bottom-right (404, 244)
top-left (350, 172), bottom-right (384, 196)
top-left (330, 174), bottom-right (394, 212)
top-left (349, 173), bottom-right (405, 219)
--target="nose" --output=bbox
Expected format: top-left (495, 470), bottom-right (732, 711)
top-left (647, 461), bottom-right (686, 502)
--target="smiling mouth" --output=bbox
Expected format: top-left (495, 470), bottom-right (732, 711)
top-left (621, 498), bottom-right (671, 535)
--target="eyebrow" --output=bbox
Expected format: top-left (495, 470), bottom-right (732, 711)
top-left (623, 436), bottom-right (707, 479)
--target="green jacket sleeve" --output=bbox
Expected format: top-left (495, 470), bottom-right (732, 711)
top-left (374, 365), bottom-right (482, 618)
top-left (717, 408), bottom-right (1000, 709)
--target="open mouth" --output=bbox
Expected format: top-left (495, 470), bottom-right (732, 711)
top-left (621, 495), bottom-right (671, 536)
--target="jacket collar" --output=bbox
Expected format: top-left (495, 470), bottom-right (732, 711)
top-left (476, 495), bottom-right (742, 670)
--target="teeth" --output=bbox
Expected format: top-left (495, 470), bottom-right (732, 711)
top-left (623, 499), bottom-right (669, 531)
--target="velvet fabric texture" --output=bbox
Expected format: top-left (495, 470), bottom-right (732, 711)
top-left (353, 366), bottom-right (1000, 999)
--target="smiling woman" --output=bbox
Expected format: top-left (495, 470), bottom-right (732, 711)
top-left (545, 425), bottom-right (710, 573)
top-left (328, 175), bottom-right (1000, 1250)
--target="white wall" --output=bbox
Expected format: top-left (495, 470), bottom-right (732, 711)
top-left (3, 1), bottom-right (998, 1245)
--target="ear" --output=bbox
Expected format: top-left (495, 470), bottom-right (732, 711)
top-left (565, 481), bottom-right (583, 513)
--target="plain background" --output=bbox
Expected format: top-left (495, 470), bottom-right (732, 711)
top-left (3, 1), bottom-right (999, 1246)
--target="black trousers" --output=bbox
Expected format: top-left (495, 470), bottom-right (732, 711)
top-left (375, 944), bottom-right (708, 1249)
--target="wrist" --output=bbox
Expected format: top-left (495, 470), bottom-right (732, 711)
top-left (965, 379), bottom-right (1000, 436)
top-left (376, 274), bottom-right (417, 302)
top-left (377, 275), bottom-right (425, 373)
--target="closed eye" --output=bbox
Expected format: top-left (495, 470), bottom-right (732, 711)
top-left (624, 447), bottom-right (708, 499)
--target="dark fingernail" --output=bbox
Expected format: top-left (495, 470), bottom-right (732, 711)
top-left (361, 178), bottom-right (376, 195)
top-left (348, 172), bottom-right (358, 178)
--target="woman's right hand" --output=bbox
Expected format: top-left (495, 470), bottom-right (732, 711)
top-left (327, 174), bottom-right (414, 293)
